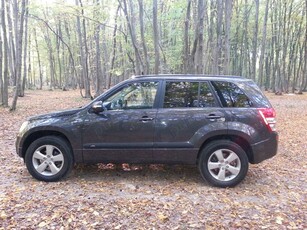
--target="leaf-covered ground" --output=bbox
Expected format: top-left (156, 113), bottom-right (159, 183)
top-left (0, 90), bottom-right (306, 229)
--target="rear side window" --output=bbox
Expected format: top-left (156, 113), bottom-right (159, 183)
top-left (211, 81), bottom-right (252, 108)
top-left (163, 81), bottom-right (216, 108)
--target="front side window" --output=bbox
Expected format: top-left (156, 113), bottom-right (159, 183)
top-left (211, 81), bottom-right (252, 107)
top-left (163, 81), bottom-right (216, 108)
top-left (104, 81), bottom-right (158, 110)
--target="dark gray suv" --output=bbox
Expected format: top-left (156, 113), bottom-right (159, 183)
top-left (16, 75), bottom-right (278, 187)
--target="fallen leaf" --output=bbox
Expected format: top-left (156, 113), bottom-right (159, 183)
top-left (276, 216), bottom-right (283, 225)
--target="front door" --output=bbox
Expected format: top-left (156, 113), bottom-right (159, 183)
top-left (82, 81), bottom-right (159, 163)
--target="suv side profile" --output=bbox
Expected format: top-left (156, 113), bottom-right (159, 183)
top-left (16, 75), bottom-right (278, 187)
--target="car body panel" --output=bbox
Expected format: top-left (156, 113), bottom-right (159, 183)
top-left (82, 109), bottom-right (157, 163)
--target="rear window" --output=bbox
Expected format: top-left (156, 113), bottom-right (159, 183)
top-left (211, 81), bottom-right (252, 108)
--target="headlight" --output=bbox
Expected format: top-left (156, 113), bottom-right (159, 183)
top-left (19, 121), bottom-right (29, 134)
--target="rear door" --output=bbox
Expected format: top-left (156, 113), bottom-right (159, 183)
top-left (153, 80), bottom-right (228, 164)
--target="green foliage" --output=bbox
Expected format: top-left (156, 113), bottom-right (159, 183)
top-left (3, 0), bottom-right (305, 93)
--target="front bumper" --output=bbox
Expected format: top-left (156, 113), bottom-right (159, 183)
top-left (250, 132), bottom-right (278, 164)
top-left (15, 134), bottom-right (23, 158)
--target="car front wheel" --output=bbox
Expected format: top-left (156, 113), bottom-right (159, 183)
top-left (198, 140), bottom-right (249, 188)
top-left (25, 136), bottom-right (73, 182)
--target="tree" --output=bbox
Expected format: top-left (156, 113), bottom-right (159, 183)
top-left (258, 0), bottom-right (269, 88)
top-left (75, 0), bottom-right (91, 98)
top-left (11, 0), bottom-right (27, 111)
top-left (138, 0), bottom-right (150, 74)
top-left (0, 0), bottom-right (9, 107)
top-left (153, 0), bottom-right (160, 74)
top-left (223, 0), bottom-right (232, 74)
top-left (19, 0), bottom-right (29, 97)
top-left (1, 0), bottom-right (306, 111)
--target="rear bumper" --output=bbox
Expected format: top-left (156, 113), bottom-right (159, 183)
top-left (250, 132), bottom-right (278, 164)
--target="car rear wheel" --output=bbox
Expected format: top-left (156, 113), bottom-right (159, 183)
top-left (198, 140), bottom-right (248, 188)
top-left (25, 136), bottom-right (73, 182)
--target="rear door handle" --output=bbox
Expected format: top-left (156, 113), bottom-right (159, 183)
top-left (206, 115), bottom-right (221, 119)
top-left (206, 114), bottom-right (225, 122)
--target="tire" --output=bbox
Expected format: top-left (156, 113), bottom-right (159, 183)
top-left (198, 140), bottom-right (249, 188)
top-left (25, 136), bottom-right (73, 182)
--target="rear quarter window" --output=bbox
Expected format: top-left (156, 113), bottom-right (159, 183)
top-left (239, 81), bottom-right (272, 108)
top-left (211, 81), bottom-right (252, 108)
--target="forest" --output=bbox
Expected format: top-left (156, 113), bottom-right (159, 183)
top-left (0, 0), bottom-right (306, 110)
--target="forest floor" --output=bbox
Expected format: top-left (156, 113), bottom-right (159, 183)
top-left (0, 89), bottom-right (306, 229)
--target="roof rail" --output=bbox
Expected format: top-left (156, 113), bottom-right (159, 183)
top-left (130, 74), bottom-right (243, 79)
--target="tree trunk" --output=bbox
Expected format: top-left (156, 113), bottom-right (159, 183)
top-left (223, 0), bottom-right (232, 75)
top-left (1, 0), bottom-right (8, 107)
top-left (138, 0), bottom-right (149, 74)
top-left (258, 0), bottom-right (269, 87)
top-left (34, 28), bottom-right (43, 89)
top-left (56, 23), bottom-right (63, 88)
top-left (213, 0), bottom-right (223, 74)
top-left (298, 8), bottom-right (307, 94)
top-left (251, 0), bottom-right (259, 81)
top-left (0, 27), bottom-right (3, 105)
top-left (153, 0), bottom-right (160, 74)
top-left (241, 0), bottom-right (251, 78)
top-left (94, 0), bottom-right (102, 96)
top-left (44, 28), bottom-right (55, 90)
top-left (19, 1), bottom-right (29, 97)
top-left (75, 0), bottom-right (91, 98)
top-left (11, 0), bottom-right (26, 111)
top-left (183, 0), bottom-right (191, 74)
top-left (94, 24), bottom-right (102, 96)
top-left (6, 1), bottom-right (15, 86)
top-left (196, 0), bottom-right (205, 74)
top-left (101, 25), bottom-right (109, 89)
top-left (27, 39), bottom-right (31, 89)
top-left (80, 0), bottom-right (91, 98)
top-left (272, 1), bottom-right (282, 94)
top-left (121, 0), bottom-right (144, 74)
top-left (109, 6), bottom-right (120, 89)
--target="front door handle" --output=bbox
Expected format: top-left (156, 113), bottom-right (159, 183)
top-left (140, 116), bottom-right (154, 122)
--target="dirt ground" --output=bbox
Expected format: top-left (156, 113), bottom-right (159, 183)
top-left (0, 89), bottom-right (306, 229)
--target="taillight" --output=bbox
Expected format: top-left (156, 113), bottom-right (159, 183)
top-left (258, 108), bottom-right (277, 132)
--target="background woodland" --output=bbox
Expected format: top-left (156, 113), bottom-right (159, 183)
top-left (0, 0), bottom-right (306, 110)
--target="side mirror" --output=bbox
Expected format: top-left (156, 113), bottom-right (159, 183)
top-left (91, 101), bottom-right (104, 113)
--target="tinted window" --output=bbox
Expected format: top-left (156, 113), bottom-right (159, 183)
top-left (164, 82), bottom-right (198, 108)
top-left (164, 81), bottom-right (216, 108)
top-left (105, 81), bottom-right (158, 110)
top-left (212, 81), bottom-right (252, 107)
top-left (199, 82), bottom-right (216, 107)
top-left (239, 81), bottom-right (271, 107)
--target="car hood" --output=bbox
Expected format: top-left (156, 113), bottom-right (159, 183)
top-left (28, 108), bottom-right (82, 121)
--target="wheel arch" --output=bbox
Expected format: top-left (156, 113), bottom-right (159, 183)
top-left (21, 131), bottom-right (73, 161)
top-left (196, 135), bottom-right (253, 164)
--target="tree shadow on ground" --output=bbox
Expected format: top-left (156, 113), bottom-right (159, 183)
top-left (71, 163), bottom-right (203, 184)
